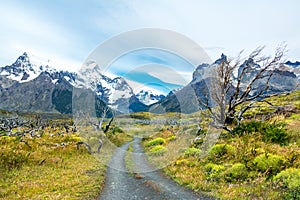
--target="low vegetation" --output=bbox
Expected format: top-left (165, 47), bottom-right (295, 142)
top-left (125, 143), bottom-right (134, 175)
top-left (1, 89), bottom-right (299, 199)
top-left (142, 90), bottom-right (300, 199)
top-left (0, 114), bottom-right (131, 199)
top-left (0, 127), bottom-right (105, 199)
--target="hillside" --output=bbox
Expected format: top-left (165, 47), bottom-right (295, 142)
top-left (142, 90), bottom-right (300, 199)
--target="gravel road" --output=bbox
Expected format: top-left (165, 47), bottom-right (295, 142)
top-left (98, 137), bottom-right (214, 200)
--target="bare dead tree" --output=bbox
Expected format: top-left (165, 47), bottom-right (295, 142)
top-left (76, 105), bottom-right (114, 154)
top-left (0, 116), bottom-right (31, 136)
top-left (76, 141), bottom-right (92, 154)
top-left (199, 45), bottom-right (289, 133)
top-left (87, 106), bottom-right (111, 132)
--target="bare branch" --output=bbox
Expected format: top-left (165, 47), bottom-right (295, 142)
top-left (198, 45), bottom-right (288, 133)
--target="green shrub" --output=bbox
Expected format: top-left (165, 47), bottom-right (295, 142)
top-left (149, 145), bottom-right (168, 156)
top-left (146, 137), bottom-right (166, 147)
top-left (263, 123), bottom-right (288, 145)
top-left (167, 135), bottom-right (176, 142)
top-left (253, 153), bottom-right (283, 174)
top-left (204, 163), bottom-right (225, 179)
top-left (111, 126), bottom-right (124, 134)
top-left (130, 112), bottom-right (151, 120)
top-left (273, 168), bottom-right (300, 199)
top-left (184, 147), bottom-right (201, 157)
top-left (224, 163), bottom-right (248, 182)
top-left (0, 148), bottom-right (30, 170)
top-left (209, 144), bottom-right (236, 158)
top-left (289, 114), bottom-right (300, 120)
top-left (232, 121), bottom-right (288, 145)
top-left (0, 136), bottom-right (18, 144)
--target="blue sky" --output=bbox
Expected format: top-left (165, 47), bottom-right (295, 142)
top-left (1, 0), bottom-right (300, 94)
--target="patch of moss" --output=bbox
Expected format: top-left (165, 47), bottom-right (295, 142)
top-left (224, 163), bottom-right (248, 182)
top-left (273, 168), bottom-right (300, 199)
top-left (253, 153), bottom-right (283, 174)
top-left (149, 145), bottom-right (168, 156)
top-left (209, 144), bottom-right (236, 158)
top-left (204, 163), bottom-right (225, 180)
top-left (184, 147), bottom-right (201, 157)
top-left (146, 137), bottom-right (166, 147)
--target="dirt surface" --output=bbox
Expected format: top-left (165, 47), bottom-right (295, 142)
top-left (99, 137), bottom-right (214, 200)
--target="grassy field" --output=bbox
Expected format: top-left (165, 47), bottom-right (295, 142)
top-left (1, 90), bottom-right (299, 199)
top-left (0, 117), bottom-right (132, 200)
top-left (141, 90), bottom-right (300, 199)
top-left (0, 126), bottom-right (105, 200)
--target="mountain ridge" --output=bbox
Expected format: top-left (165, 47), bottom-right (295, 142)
top-left (1, 52), bottom-right (299, 115)
top-left (0, 52), bottom-right (148, 114)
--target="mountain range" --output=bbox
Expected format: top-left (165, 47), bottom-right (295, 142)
top-left (0, 52), bottom-right (299, 115)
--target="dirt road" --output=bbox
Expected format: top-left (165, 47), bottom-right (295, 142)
top-left (98, 137), bottom-right (213, 200)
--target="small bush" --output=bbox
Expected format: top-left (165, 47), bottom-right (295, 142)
top-left (111, 126), bottom-right (124, 134)
top-left (232, 121), bottom-right (289, 145)
top-left (289, 114), bottom-right (300, 120)
top-left (184, 147), bottom-right (201, 157)
top-left (209, 144), bottom-right (236, 158)
top-left (0, 148), bottom-right (30, 170)
top-left (130, 112), bottom-right (151, 120)
top-left (146, 137), bottom-right (166, 147)
top-left (253, 153), bottom-right (283, 174)
top-left (224, 163), bottom-right (248, 182)
top-left (204, 163), bottom-right (225, 179)
top-left (167, 135), bottom-right (176, 142)
top-left (273, 168), bottom-right (300, 199)
top-left (175, 158), bottom-right (189, 166)
top-left (66, 135), bottom-right (82, 142)
top-left (150, 145), bottom-right (168, 156)
top-left (0, 136), bottom-right (17, 144)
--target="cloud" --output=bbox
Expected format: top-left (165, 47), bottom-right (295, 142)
top-left (127, 64), bottom-right (191, 85)
top-left (105, 48), bottom-right (198, 76)
top-left (1, 0), bottom-right (300, 73)
top-left (0, 1), bottom-right (93, 69)
top-left (122, 71), bottom-right (183, 95)
top-left (86, 30), bottom-right (211, 80)
top-left (0, 4), bottom-right (69, 45)
top-left (11, 44), bottom-right (83, 71)
top-left (124, 79), bottom-right (168, 95)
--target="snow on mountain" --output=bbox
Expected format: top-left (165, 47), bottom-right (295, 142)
top-left (0, 52), bottom-right (56, 83)
top-left (135, 90), bottom-right (165, 105)
top-left (75, 60), bottom-right (135, 111)
top-left (281, 61), bottom-right (300, 78)
top-left (167, 88), bottom-right (182, 96)
top-left (1, 52), bottom-right (299, 114)
top-left (0, 52), bottom-right (75, 84)
top-left (0, 53), bottom-right (139, 113)
top-left (285, 61), bottom-right (300, 68)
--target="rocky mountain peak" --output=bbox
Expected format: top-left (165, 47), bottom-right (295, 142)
top-left (135, 90), bottom-right (165, 105)
top-left (213, 53), bottom-right (227, 64)
top-left (0, 52), bottom-right (58, 83)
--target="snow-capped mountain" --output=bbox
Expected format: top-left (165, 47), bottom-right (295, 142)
top-left (0, 53), bottom-right (148, 114)
top-left (2, 52), bottom-right (299, 115)
top-left (285, 61), bottom-right (300, 68)
top-left (0, 52), bottom-right (52, 83)
top-left (75, 61), bottom-right (142, 113)
top-left (280, 61), bottom-right (300, 78)
top-left (0, 52), bottom-right (76, 85)
top-left (135, 90), bottom-right (165, 105)
top-left (150, 54), bottom-right (300, 114)
top-left (0, 53), bottom-right (76, 113)
top-left (167, 88), bottom-right (183, 96)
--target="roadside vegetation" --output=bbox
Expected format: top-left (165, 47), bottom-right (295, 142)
top-left (0, 114), bottom-right (131, 200)
top-left (143, 90), bottom-right (300, 199)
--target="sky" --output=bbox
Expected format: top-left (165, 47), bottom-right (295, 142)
top-left (1, 0), bottom-right (300, 94)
